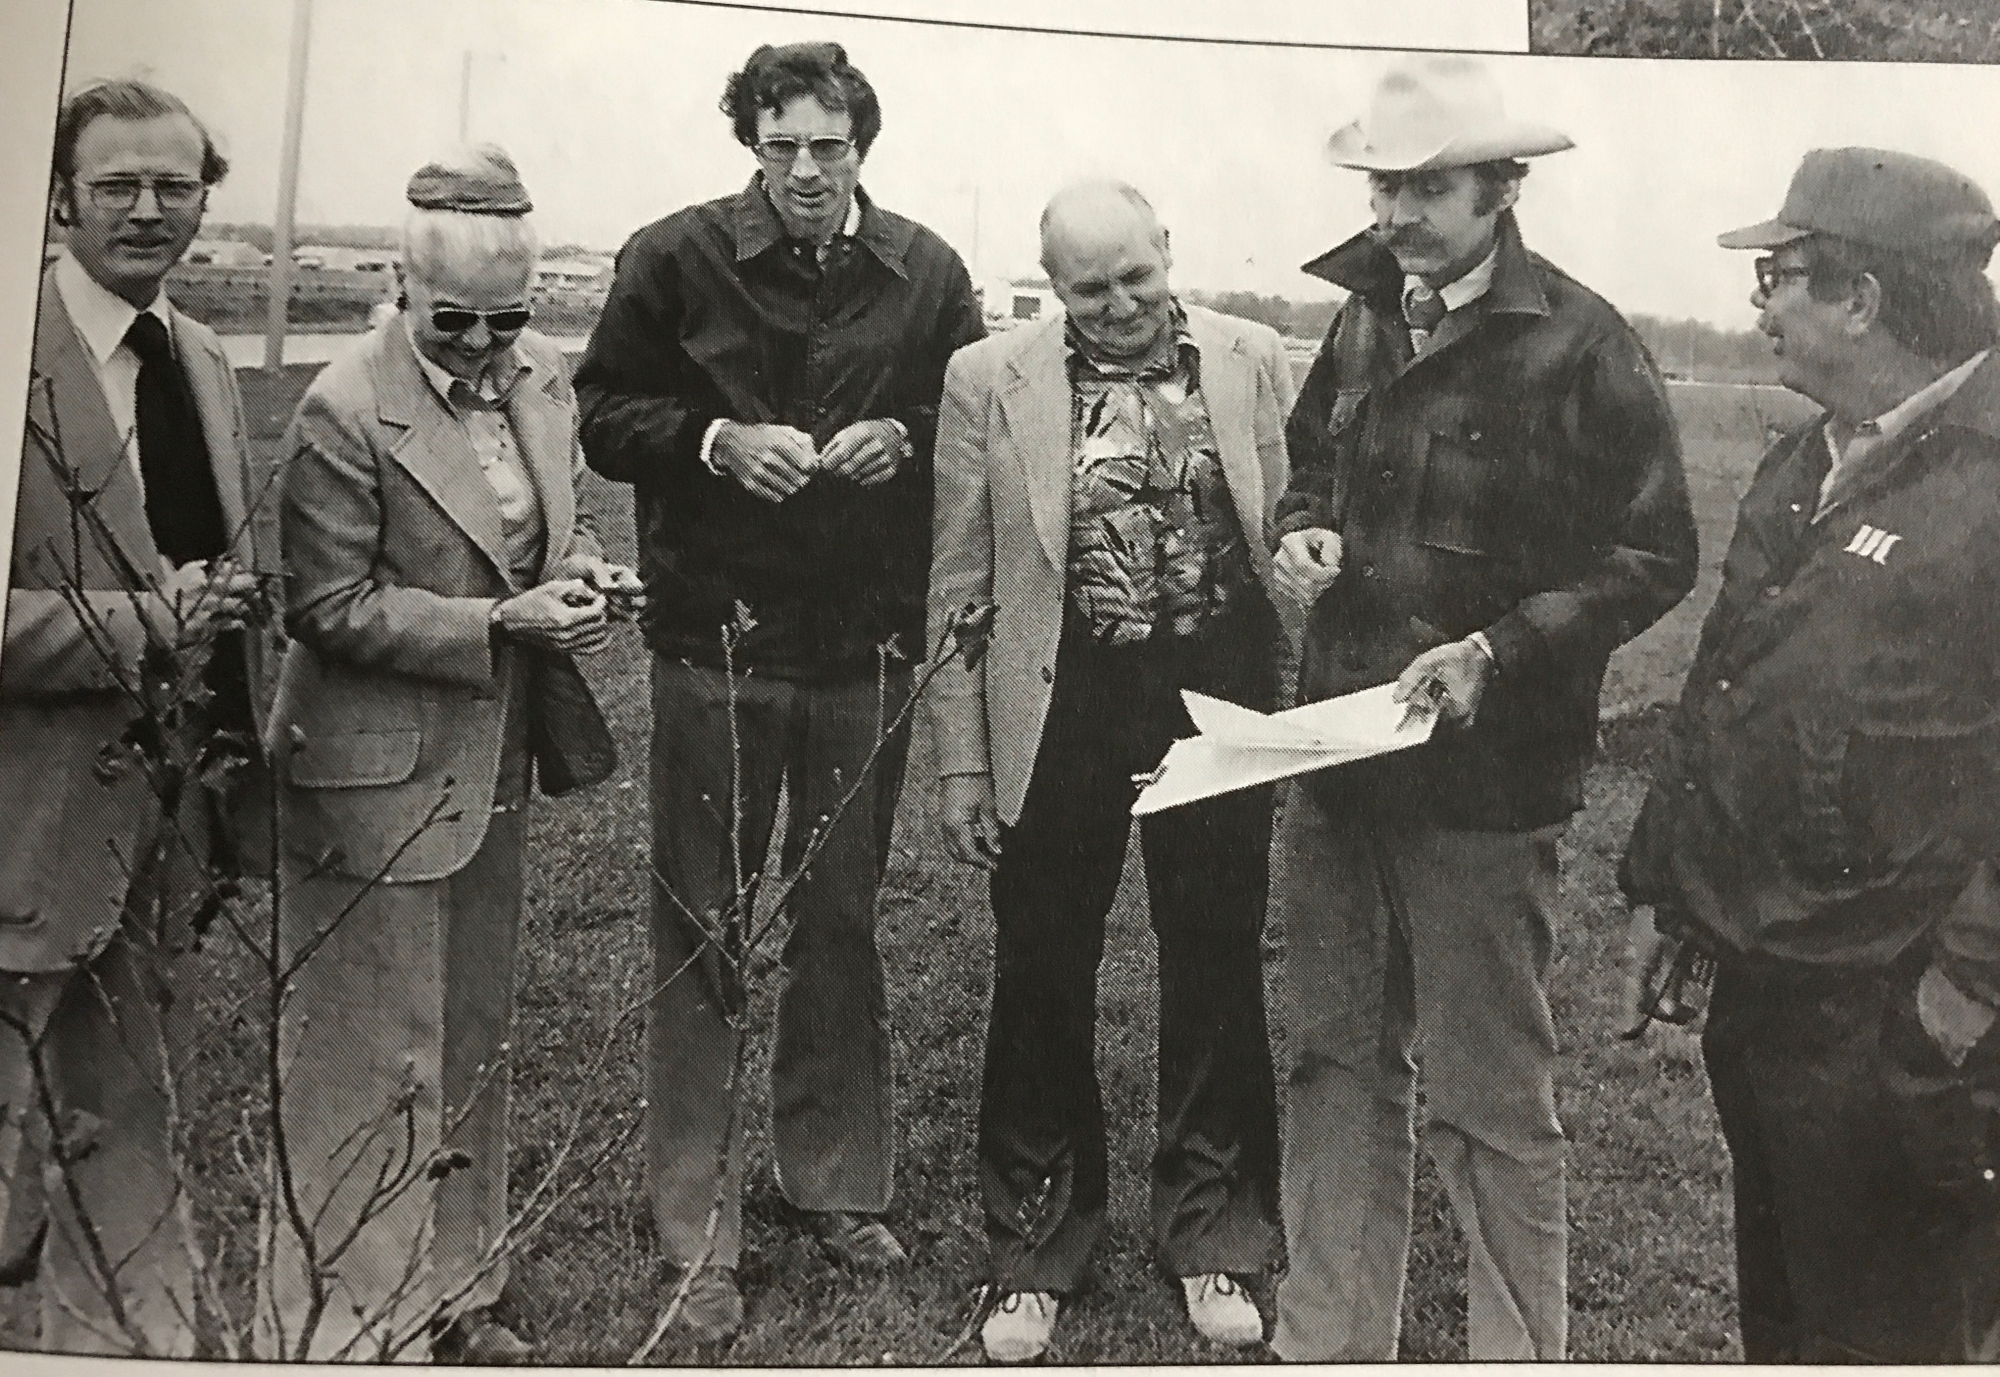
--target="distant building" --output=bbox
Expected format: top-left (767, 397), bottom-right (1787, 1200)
top-left (983, 277), bottom-right (1060, 329)
top-left (535, 256), bottom-right (612, 290)
top-left (293, 245), bottom-right (399, 274)
top-left (183, 238), bottom-right (264, 268)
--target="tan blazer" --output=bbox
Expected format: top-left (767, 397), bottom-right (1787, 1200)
top-left (268, 319), bottom-right (605, 883)
top-left (926, 305), bottom-right (1296, 825)
top-left (0, 264), bottom-right (281, 971)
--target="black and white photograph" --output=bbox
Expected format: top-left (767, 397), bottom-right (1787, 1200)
top-left (1, 0), bottom-right (1999, 1365)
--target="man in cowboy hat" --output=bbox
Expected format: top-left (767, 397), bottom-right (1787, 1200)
top-left (1268, 54), bottom-right (1696, 1360)
top-left (1621, 148), bottom-right (2000, 1362)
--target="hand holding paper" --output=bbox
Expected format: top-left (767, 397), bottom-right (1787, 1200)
top-left (1131, 682), bottom-right (1435, 815)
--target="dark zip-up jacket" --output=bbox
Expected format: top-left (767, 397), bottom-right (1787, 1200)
top-left (575, 181), bottom-right (984, 679)
top-left (1279, 212), bottom-right (1698, 830)
top-left (1622, 353), bottom-right (2000, 1007)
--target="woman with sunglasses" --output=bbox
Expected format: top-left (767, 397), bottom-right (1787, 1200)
top-left (263, 144), bottom-right (638, 1361)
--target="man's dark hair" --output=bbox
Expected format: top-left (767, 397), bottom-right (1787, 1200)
top-left (720, 42), bottom-right (881, 159)
top-left (1803, 233), bottom-right (2000, 367)
top-left (1470, 159), bottom-right (1529, 216)
top-left (52, 80), bottom-right (230, 190)
top-left (1366, 159), bottom-right (1528, 217)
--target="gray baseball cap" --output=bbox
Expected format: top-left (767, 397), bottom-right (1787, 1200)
top-left (1719, 148), bottom-right (2000, 262)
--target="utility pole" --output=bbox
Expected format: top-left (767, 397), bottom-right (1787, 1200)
top-left (264, 0), bottom-right (313, 372)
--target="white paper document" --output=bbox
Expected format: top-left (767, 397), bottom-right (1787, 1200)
top-left (1131, 682), bottom-right (1435, 815)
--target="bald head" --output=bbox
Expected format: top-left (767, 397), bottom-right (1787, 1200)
top-left (1040, 179), bottom-right (1176, 363)
top-left (1039, 179), bottom-right (1168, 278)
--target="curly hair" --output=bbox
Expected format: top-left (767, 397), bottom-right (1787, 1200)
top-left (719, 42), bottom-right (881, 159)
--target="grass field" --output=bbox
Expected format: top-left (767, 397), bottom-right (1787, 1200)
top-left (3, 381), bottom-right (1807, 1362)
top-left (1531, 0), bottom-right (2000, 59)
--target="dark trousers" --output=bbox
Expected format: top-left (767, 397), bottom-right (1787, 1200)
top-left (646, 655), bottom-right (909, 1268)
top-left (1703, 956), bottom-right (2000, 1362)
top-left (980, 617), bottom-right (1281, 1293)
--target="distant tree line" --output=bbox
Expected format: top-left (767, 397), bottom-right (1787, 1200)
top-left (1182, 287), bottom-right (1780, 384)
top-left (1183, 290), bottom-right (1340, 341)
top-left (1627, 315), bottom-right (1781, 384)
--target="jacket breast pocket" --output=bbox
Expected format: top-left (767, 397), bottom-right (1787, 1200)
top-left (288, 728), bottom-right (422, 789)
top-left (1415, 400), bottom-right (1503, 558)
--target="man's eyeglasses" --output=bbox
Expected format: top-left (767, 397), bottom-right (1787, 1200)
top-left (81, 175), bottom-right (206, 213)
top-left (754, 136), bottom-right (854, 167)
top-left (1754, 256), bottom-right (1812, 296)
top-left (429, 305), bottom-right (532, 335)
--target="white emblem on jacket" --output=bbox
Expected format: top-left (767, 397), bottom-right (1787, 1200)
top-left (1842, 524), bottom-right (1903, 564)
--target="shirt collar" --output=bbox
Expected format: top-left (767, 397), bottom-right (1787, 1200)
top-left (731, 177), bottom-right (911, 278)
top-left (55, 248), bottom-right (172, 367)
top-left (404, 314), bottom-right (531, 407)
top-left (1825, 348), bottom-right (1991, 457)
top-left (1064, 298), bottom-right (1198, 382)
top-left (1306, 210), bottom-right (1549, 324)
top-left (1404, 242), bottom-right (1499, 318)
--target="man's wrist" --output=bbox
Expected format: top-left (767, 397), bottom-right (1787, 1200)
top-left (1919, 964), bottom-right (1998, 1068)
top-left (699, 418), bottom-right (730, 475)
top-left (1466, 630), bottom-right (1497, 670)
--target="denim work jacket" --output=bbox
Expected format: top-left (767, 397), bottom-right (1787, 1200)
top-left (1279, 212), bottom-right (1698, 830)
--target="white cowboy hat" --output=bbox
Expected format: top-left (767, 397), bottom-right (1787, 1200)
top-left (1326, 55), bottom-right (1574, 172)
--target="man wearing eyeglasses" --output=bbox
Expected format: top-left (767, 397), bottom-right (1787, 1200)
top-left (0, 79), bottom-right (275, 1353)
top-left (575, 41), bottom-right (982, 1338)
top-left (1266, 56), bottom-right (1696, 1361)
top-left (1621, 148), bottom-right (2000, 1363)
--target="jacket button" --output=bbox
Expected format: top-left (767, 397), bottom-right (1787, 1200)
top-left (1380, 469), bottom-right (1395, 484)
top-left (1684, 780), bottom-right (1698, 793)
top-left (1716, 679), bottom-right (1731, 692)
top-left (1764, 585), bottom-right (1782, 599)
top-left (1362, 564), bottom-right (1378, 579)
top-left (1041, 666), bottom-right (1054, 684)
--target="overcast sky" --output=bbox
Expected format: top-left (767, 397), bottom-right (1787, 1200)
top-left (34, 0), bottom-right (2000, 330)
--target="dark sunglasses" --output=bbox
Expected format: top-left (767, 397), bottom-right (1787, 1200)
top-left (430, 305), bottom-right (532, 335)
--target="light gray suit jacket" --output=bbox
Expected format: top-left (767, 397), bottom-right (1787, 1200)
top-left (0, 263), bottom-right (280, 971)
top-left (926, 305), bottom-right (1296, 825)
top-left (269, 319), bottom-right (605, 883)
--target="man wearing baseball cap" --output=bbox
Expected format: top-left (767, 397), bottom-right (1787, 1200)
top-left (1621, 148), bottom-right (2000, 1361)
top-left (1269, 55), bottom-right (1696, 1360)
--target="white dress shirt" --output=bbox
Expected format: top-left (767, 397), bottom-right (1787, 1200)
top-left (53, 248), bottom-right (176, 489)
top-left (1401, 244), bottom-right (1499, 352)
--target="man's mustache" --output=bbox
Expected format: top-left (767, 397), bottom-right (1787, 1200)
top-left (1371, 225), bottom-right (1443, 254)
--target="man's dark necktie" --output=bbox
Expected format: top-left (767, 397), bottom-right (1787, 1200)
top-left (125, 311), bottom-right (227, 567)
top-left (1404, 284), bottom-right (1449, 336)
top-left (124, 311), bottom-right (251, 740)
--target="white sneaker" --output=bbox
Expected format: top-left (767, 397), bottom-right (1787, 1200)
top-left (982, 1290), bottom-right (1059, 1363)
top-left (1182, 1272), bottom-right (1264, 1347)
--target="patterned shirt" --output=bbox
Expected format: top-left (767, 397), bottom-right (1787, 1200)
top-left (1064, 304), bottom-right (1256, 645)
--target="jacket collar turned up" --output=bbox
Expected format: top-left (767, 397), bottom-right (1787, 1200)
top-left (1302, 208), bottom-right (1551, 326)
